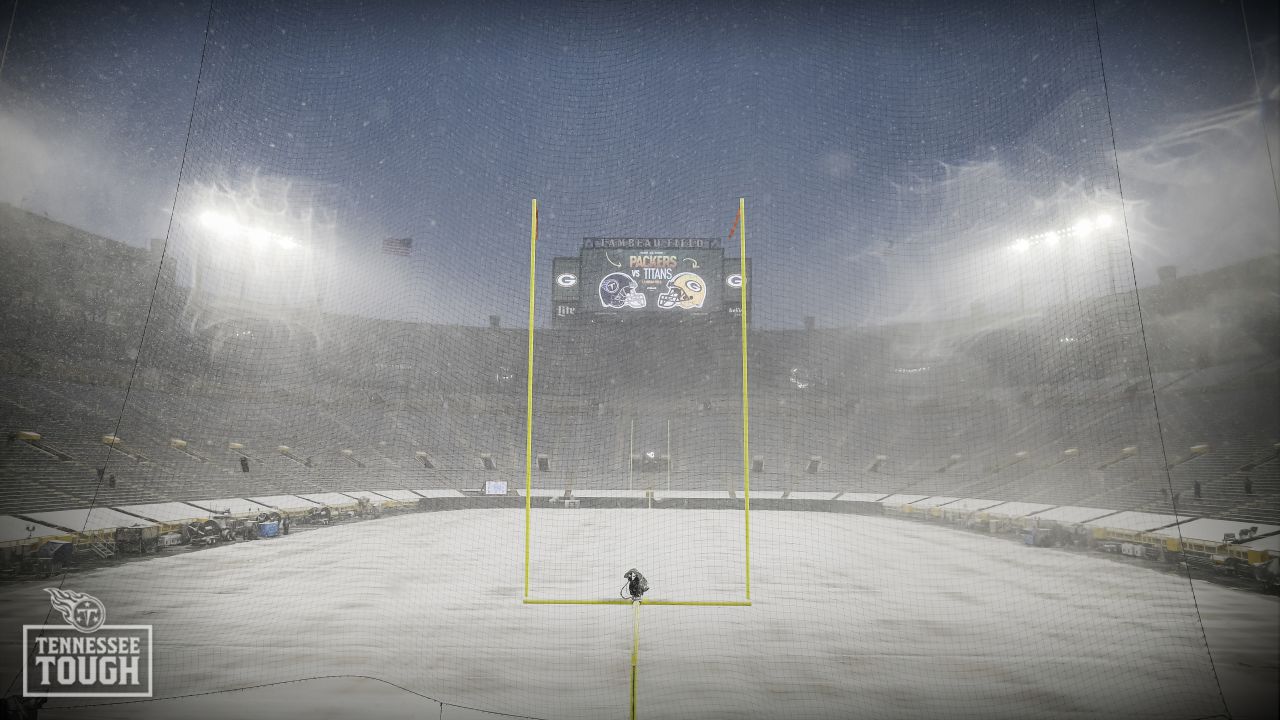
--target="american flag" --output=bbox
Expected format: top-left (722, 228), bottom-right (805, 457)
top-left (382, 237), bottom-right (413, 256)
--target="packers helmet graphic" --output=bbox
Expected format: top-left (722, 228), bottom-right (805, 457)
top-left (599, 272), bottom-right (647, 309)
top-left (658, 272), bottom-right (707, 309)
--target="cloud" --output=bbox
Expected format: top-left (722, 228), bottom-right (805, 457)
top-left (833, 95), bottom-right (1278, 327)
top-left (1118, 102), bottom-right (1280, 281)
top-left (0, 105), bottom-right (176, 246)
top-left (821, 151), bottom-right (855, 180)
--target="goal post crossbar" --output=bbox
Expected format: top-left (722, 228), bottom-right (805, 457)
top-left (522, 599), bottom-right (752, 606)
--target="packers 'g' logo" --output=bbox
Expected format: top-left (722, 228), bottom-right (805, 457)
top-left (658, 272), bottom-right (706, 310)
top-left (725, 274), bottom-right (743, 289)
top-left (555, 273), bottom-right (578, 287)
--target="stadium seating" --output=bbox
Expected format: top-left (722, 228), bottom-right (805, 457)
top-left (0, 204), bottom-right (1276, 524)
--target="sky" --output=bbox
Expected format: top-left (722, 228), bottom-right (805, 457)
top-left (0, 0), bottom-right (1276, 328)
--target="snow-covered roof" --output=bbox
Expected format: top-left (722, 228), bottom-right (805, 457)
top-left (878, 494), bottom-right (930, 506)
top-left (410, 489), bottom-right (465, 498)
top-left (186, 498), bottom-right (276, 516)
top-left (371, 489), bottom-right (430, 501)
top-left (658, 490), bottom-right (729, 499)
top-left (574, 489), bottom-right (647, 499)
top-left (937, 498), bottom-right (1003, 511)
top-left (790, 491), bottom-right (840, 501)
top-left (340, 491), bottom-right (395, 506)
top-left (1082, 511), bottom-right (1186, 532)
top-left (298, 493), bottom-right (361, 507)
top-left (250, 495), bottom-right (322, 512)
top-left (834, 489), bottom-right (885, 502)
top-left (982, 502), bottom-right (1056, 518)
top-left (903, 496), bottom-right (960, 509)
top-left (1242, 533), bottom-right (1280, 553)
top-left (1031, 506), bottom-right (1117, 524)
top-left (1149, 518), bottom-right (1279, 543)
top-left (0, 516), bottom-right (67, 545)
top-left (24, 507), bottom-right (155, 532)
top-left (114, 502), bottom-right (211, 523)
top-left (514, 488), bottom-right (563, 497)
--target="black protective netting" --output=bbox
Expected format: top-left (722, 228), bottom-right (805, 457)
top-left (0, 1), bottom-right (1277, 719)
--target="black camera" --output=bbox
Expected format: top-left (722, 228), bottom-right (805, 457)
top-left (623, 568), bottom-right (649, 601)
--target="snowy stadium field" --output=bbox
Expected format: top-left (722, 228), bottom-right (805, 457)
top-left (1, 509), bottom-right (1275, 720)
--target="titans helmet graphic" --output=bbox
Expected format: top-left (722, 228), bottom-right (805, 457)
top-left (657, 272), bottom-right (707, 309)
top-left (599, 272), bottom-right (647, 309)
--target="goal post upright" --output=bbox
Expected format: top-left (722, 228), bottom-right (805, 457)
top-left (524, 198), bottom-right (538, 601)
top-left (630, 600), bottom-right (641, 720)
top-left (739, 197), bottom-right (751, 602)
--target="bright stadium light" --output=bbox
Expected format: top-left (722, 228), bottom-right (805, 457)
top-left (246, 226), bottom-right (272, 245)
top-left (1013, 210), bottom-right (1116, 251)
top-left (197, 208), bottom-right (298, 250)
top-left (199, 210), bottom-right (237, 234)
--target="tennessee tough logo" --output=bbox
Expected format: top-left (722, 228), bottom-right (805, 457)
top-left (24, 588), bottom-right (152, 697)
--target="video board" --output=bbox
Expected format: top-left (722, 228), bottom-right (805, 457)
top-left (578, 240), bottom-right (724, 315)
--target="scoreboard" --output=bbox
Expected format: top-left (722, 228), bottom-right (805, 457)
top-left (553, 238), bottom-right (749, 324)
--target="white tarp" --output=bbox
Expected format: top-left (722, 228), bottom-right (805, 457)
top-left (1032, 506), bottom-right (1117, 525)
top-left (941, 498), bottom-right (1005, 512)
top-left (878, 494), bottom-right (930, 506)
top-left (24, 507), bottom-right (155, 532)
top-left (735, 490), bottom-right (782, 499)
top-left (410, 489), bottom-right (465, 498)
top-left (655, 490), bottom-right (726, 499)
top-left (340, 491), bottom-right (396, 506)
top-left (1149, 518), bottom-right (1278, 542)
top-left (574, 489), bottom-right (648, 498)
top-left (0, 515), bottom-right (67, 545)
top-left (371, 489), bottom-right (431, 501)
top-left (186, 498), bottom-right (276, 516)
top-left (514, 488), bottom-right (563, 497)
top-left (1242, 533), bottom-right (1280, 553)
top-left (903, 496), bottom-right (961, 509)
top-left (250, 495), bottom-right (322, 512)
top-left (1083, 511), bottom-right (1187, 532)
top-left (21, 508), bottom-right (1263, 720)
top-left (982, 502), bottom-right (1056, 518)
top-left (298, 493), bottom-right (361, 507)
top-left (835, 492), bottom-right (888, 502)
top-left (114, 502), bottom-right (210, 523)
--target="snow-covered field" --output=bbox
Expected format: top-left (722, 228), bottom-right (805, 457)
top-left (1, 509), bottom-right (1275, 720)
